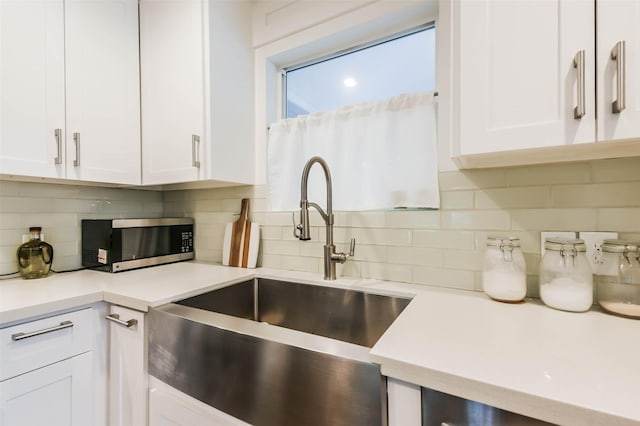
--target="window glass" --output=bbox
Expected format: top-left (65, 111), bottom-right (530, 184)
top-left (284, 26), bottom-right (435, 118)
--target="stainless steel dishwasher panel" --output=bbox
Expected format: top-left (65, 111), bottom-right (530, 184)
top-left (421, 387), bottom-right (553, 426)
top-left (148, 307), bottom-right (387, 426)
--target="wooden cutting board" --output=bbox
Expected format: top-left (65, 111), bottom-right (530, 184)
top-left (222, 198), bottom-right (259, 268)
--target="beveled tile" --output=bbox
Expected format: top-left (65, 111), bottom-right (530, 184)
top-left (510, 209), bottom-right (596, 231)
top-left (442, 210), bottom-right (510, 230)
top-left (475, 186), bottom-right (550, 209)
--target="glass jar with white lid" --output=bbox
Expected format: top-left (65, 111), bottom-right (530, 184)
top-left (539, 238), bottom-right (593, 312)
top-left (482, 236), bottom-right (526, 302)
top-left (595, 239), bottom-right (640, 318)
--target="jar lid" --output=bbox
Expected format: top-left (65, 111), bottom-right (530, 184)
top-left (486, 236), bottom-right (521, 248)
top-left (544, 238), bottom-right (586, 252)
top-left (601, 239), bottom-right (640, 253)
top-left (29, 226), bottom-right (42, 232)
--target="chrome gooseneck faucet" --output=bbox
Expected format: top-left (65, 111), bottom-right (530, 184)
top-left (294, 156), bottom-right (355, 280)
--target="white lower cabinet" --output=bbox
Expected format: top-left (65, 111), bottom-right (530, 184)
top-left (107, 305), bottom-right (147, 426)
top-left (0, 352), bottom-right (93, 426)
top-left (148, 377), bottom-right (250, 426)
top-left (0, 305), bottom-right (106, 426)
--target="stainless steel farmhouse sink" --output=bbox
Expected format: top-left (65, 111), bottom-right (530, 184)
top-left (148, 278), bottom-right (412, 426)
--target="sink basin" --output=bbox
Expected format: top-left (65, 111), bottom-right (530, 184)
top-left (176, 277), bottom-right (411, 347)
top-left (148, 278), bottom-right (412, 426)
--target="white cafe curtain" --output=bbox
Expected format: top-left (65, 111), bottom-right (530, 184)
top-left (267, 91), bottom-right (439, 211)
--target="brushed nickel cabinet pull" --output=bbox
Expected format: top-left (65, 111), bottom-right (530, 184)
top-left (11, 321), bottom-right (74, 341)
top-left (54, 128), bottom-right (63, 164)
top-left (73, 132), bottom-right (81, 166)
top-left (611, 41), bottom-right (626, 114)
top-left (573, 50), bottom-right (586, 119)
top-left (192, 134), bottom-right (201, 168)
top-left (106, 313), bottom-right (138, 328)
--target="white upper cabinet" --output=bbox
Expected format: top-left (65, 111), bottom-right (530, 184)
top-left (452, 0), bottom-right (595, 156)
top-left (65, 0), bottom-right (141, 184)
top-left (597, 0), bottom-right (640, 142)
top-left (449, 0), bottom-right (640, 168)
top-left (0, 0), bottom-right (66, 179)
top-left (140, 0), bottom-right (204, 185)
top-left (0, 0), bottom-right (140, 185)
top-left (140, 0), bottom-right (254, 186)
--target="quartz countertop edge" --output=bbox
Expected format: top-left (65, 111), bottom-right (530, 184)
top-left (1, 261), bottom-right (639, 426)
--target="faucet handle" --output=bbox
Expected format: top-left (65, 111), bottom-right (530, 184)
top-left (349, 238), bottom-right (356, 257)
top-left (292, 212), bottom-right (302, 239)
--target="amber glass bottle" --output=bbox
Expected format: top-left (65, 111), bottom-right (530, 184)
top-left (17, 227), bottom-right (53, 279)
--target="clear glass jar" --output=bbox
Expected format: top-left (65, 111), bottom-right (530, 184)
top-left (17, 227), bottom-right (53, 279)
top-left (595, 239), bottom-right (640, 318)
top-left (482, 236), bottom-right (526, 302)
top-left (539, 238), bottom-right (593, 312)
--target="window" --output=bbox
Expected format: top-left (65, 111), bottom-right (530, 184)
top-left (283, 25), bottom-right (436, 118)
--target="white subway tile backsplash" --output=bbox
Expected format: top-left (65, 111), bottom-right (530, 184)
top-left (299, 241), bottom-right (324, 258)
top-left (439, 169), bottom-right (507, 190)
top-left (343, 228), bottom-right (412, 246)
top-left (591, 157), bottom-right (640, 183)
top-left (385, 210), bottom-right (440, 229)
top-left (412, 230), bottom-right (475, 250)
top-left (474, 186), bottom-right (550, 209)
top-left (260, 253), bottom-right (283, 269)
top-left (195, 199), bottom-right (225, 212)
top-left (440, 191), bottom-right (474, 209)
top-left (510, 209), bottom-right (597, 231)
top-left (261, 240), bottom-right (300, 256)
top-left (282, 256), bottom-right (321, 273)
top-left (412, 266), bottom-right (475, 290)
top-left (349, 244), bottom-right (386, 262)
top-left (360, 262), bottom-right (412, 283)
top-left (552, 183), bottom-right (640, 207)
top-left (442, 249), bottom-right (483, 271)
top-left (442, 210), bottom-right (510, 230)
top-left (386, 246), bottom-right (443, 267)
top-left (334, 211), bottom-right (386, 228)
top-left (2, 156), bottom-right (639, 296)
top-left (597, 208), bottom-right (640, 232)
top-left (506, 163), bottom-right (591, 186)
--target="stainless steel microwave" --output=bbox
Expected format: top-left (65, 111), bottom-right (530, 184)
top-left (81, 218), bottom-right (194, 272)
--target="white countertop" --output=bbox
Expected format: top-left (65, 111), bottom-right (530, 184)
top-left (1, 261), bottom-right (638, 425)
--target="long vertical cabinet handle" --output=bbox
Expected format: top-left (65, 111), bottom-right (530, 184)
top-left (73, 132), bottom-right (81, 166)
top-left (573, 50), bottom-right (586, 119)
top-left (611, 41), bottom-right (626, 113)
top-left (192, 134), bottom-right (201, 168)
top-left (54, 128), bottom-right (63, 164)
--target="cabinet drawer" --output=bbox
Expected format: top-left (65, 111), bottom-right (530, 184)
top-left (0, 308), bottom-right (94, 381)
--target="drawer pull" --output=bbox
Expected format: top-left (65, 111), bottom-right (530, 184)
top-left (106, 313), bottom-right (138, 328)
top-left (11, 320), bottom-right (74, 341)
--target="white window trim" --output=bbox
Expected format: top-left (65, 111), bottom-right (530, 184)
top-left (253, 1), bottom-right (441, 185)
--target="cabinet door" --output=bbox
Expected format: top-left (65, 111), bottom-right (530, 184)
top-left (65, 0), bottom-right (141, 185)
top-left (453, 0), bottom-right (595, 156)
top-left (0, 0), bottom-right (65, 178)
top-left (0, 352), bottom-right (93, 426)
top-left (149, 377), bottom-right (250, 426)
top-left (108, 305), bottom-right (147, 426)
top-left (140, 0), bottom-right (204, 185)
top-left (597, 0), bottom-right (640, 142)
